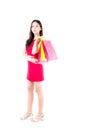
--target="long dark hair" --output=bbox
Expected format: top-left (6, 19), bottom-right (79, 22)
top-left (25, 19), bottom-right (43, 48)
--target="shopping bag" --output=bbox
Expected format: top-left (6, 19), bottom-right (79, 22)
top-left (43, 40), bottom-right (58, 61)
top-left (40, 41), bottom-right (47, 61)
top-left (38, 40), bottom-right (47, 63)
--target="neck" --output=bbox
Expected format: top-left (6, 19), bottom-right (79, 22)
top-left (34, 34), bottom-right (40, 39)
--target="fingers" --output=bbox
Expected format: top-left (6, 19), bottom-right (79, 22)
top-left (34, 59), bottom-right (38, 64)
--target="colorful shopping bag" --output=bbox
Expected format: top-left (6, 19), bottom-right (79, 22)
top-left (43, 40), bottom-right (58, 61)
top-left (40, 41), bottom-right (47, 61)
top-left (38, 39), bottom-right (47, 63)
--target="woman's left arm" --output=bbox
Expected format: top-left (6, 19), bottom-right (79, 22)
top-left (32, 38), bottom-right (41, 54)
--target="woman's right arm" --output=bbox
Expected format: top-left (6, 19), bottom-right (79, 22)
top-left (22, 49), bottom-right (28, 59)
top-left (22, 49), bottom-right (38, 64)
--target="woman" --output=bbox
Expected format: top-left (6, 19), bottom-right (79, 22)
top-left (20, 19), bottom-right (44, 122)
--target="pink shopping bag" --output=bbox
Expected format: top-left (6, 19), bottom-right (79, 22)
top-left (43, 40), bottom-right (58, 61)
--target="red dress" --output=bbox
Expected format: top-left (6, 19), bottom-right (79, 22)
top-left (26, 40), bottom-right (44, 82)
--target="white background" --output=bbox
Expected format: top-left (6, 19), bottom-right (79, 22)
top-left (0, 0), bottom-right (87, 130)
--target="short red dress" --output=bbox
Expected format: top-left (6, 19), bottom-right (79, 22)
top-left (26, 40), bottom-right (44, 82)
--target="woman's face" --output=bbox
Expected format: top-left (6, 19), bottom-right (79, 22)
top-left (31, 22), bottom-right (41, 35)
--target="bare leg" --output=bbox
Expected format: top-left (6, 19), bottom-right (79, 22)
top-left (35, 82), bottom-right (44, 114)
top-left (31, 81), bottom-right (44, 122)
top-left (27, 80), bottom-right (34, 113)
top-left (29, 81), bottom-right (44, 122)
top-left (20, 80), bottom-right (34, 120)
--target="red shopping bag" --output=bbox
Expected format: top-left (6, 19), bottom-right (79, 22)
top-left (43, 40), bottom-right (58, 61)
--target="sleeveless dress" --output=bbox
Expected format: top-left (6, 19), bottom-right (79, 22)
top-left (26, 40), bottom-right (44, 82)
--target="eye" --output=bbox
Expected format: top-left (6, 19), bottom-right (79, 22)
top-left (36, 25), bottom-right (38, 27)
top-left (31, 25), bottom-right (34, 28)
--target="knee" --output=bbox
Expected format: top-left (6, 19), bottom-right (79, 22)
top-left (35, 87), bottom-right (39, 93)
top-left (27, 85), bottom-right (34, 92)
top-left (35, 86), bottom-right (42, 94)
top-left (34, 82), bottom-right (43, 94)
top-left (27, 81), bottom-right (34, 92)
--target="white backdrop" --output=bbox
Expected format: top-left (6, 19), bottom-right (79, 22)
top-left (0, 0), bottom-right (87, 130)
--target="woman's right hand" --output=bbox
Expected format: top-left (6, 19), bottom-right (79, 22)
top-left (27, 56), bottom-right (38, 64)
top-left (30, 57), bottom-right (38, 64)
top-left (23, 49), bottom-right (38, 64)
